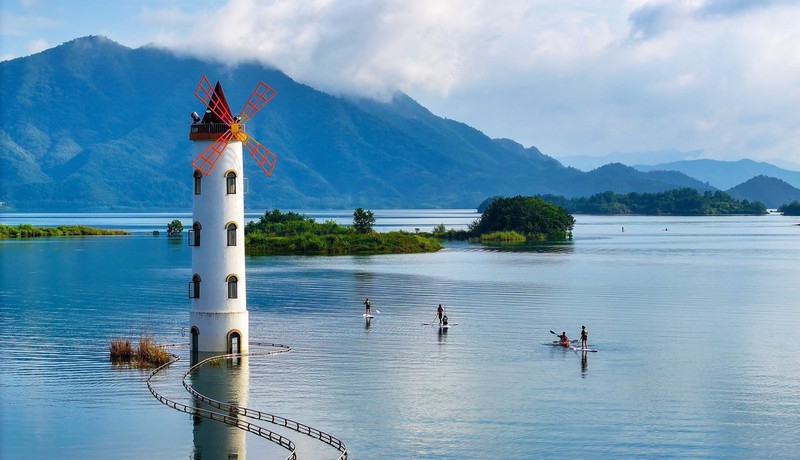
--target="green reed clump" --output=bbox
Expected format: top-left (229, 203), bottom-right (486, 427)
top-left (474, 231), bottom-right (527, 243)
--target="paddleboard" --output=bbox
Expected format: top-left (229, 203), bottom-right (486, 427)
top-left (363, 314), bottom-right (375, 318)
top-left (570, 346), bottom-right (598, 352)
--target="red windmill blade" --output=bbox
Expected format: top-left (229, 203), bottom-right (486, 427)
top-left (192, 131), bottom-right (234, 175)
top-left (191, 76), bottom-right (278, 176)
top-left (238, 81), bottom-right (277, 123)
top-left (195, 75), bottom-right (233, 124)
top-left (243, 138), bottom-right (278, 176)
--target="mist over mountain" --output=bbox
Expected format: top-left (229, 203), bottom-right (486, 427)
top-left (0, 36), bottom-right (785, 212)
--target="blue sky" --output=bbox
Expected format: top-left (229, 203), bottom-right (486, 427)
top-left (3, 0), bottom-right (800, 168)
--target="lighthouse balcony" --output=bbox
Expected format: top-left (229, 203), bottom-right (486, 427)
top-left (189, 123), bottom-right (243, 140)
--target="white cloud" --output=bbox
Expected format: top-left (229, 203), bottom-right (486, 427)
top-left (3, 0), bottom-right (800, 167)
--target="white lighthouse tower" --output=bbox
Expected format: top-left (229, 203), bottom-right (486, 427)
top-left (188, 76), bottom-right (277, 354)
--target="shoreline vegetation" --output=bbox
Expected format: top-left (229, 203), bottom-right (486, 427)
top-left (0, 199), bottom-right (577, 252)
top-left (8, 190), bottom-right (784, 252)
top-left (245, 209), bottom-right (443, 255)
top-left (535, 188), bottom-right (768, 215)
top-left (0, 224), bottom-right (129, 238)
top-left (778, 201), bottom-right (800, 216)
top-left (246, 199), bottom-right (575, 255)
top-left (478, 189), bottom-right (769, 216)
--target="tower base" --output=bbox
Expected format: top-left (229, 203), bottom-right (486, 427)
top-left (190, 310), bottom-right (249, 354)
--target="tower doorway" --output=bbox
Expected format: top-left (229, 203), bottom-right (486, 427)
top-left (228, 331), bottom-right (241, 354)
top-left (191, 326), bottom-right (199, 353)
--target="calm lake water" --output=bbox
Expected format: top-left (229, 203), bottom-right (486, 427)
top-left (1, 211), bottom-right (799, 459)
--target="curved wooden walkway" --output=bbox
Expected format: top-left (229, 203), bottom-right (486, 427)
top-left (147, 341), bottom-right (348, 460)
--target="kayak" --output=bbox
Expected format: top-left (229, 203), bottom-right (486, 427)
top-left (543, 342), bottom-right (572, 348)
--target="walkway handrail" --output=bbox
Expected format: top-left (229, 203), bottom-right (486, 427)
top-left (183, 342), bottom-right (349, 460)
top-left (146, 353), bottom-right (297, 460)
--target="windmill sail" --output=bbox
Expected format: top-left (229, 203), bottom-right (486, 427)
top-left (189, 76), bottom-right (278, 176)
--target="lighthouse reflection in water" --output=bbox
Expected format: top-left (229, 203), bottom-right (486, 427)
top-left (191, 354), bottom-right (249, 459)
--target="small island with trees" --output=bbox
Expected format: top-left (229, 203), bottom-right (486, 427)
top-left (442, 196), bottom-right (575, 243)
top-left (245, 208), bottom-right (443, 255)
top-left (244, 198), bottom-right (576, 255)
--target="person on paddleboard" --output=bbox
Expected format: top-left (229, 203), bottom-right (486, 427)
top-left (364, 298), bottom-right (372, 316)
top-left (559, 331), bottom-right (570, 347)
top-left (437, 304), bottom-right (444, 324)
top-left (442, 314), bottom-right (448, 326)
top-left (580, 326), bottom-right (588, 349)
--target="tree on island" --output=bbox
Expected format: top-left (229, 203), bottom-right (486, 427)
top-left (353, 208), bottom-right (376, 234)
top-left (778, 201), bottom-right (800, 216)
top-left (167, 219), bottom-right (183, 236)
top-left (469, 196), bottom-right (575, 241)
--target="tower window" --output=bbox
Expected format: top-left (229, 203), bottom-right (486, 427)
top-left (227, 275), bottom-right (238, 299)
top-left (188, 222), bottom-right (201, 246)
top-left (226, 171), bottom-right (237, 194)
top-left (189, 274), bottom-right (201, 298)
top-left (226, 222), bottom-right (237, 246)
top-left (193, 170), bottom-right (202, 195)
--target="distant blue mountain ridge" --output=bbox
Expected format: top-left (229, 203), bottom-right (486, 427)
top-left (635, 159), bottom-right (800, 190)
top-left (1, 36), bottom-right (798, 212)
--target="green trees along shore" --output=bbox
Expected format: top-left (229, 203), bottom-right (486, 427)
top-left (778, 201), bottom-right (800, 215)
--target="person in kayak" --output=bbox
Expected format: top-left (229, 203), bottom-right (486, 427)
top-left (559, 331), bottom-right (570, 347)
top-left (437, 304), bottom-right (444, 324)
top-left (580, 325), bottom-right (588, 349)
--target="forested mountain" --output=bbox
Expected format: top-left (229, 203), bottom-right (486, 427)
top-left (725, 175), bottom-right (800, 208)
top-left (0, 36), bottom-right (777, 211)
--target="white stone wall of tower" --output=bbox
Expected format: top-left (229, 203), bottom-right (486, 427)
top-left (190, 139), bottom-right (249, 353)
